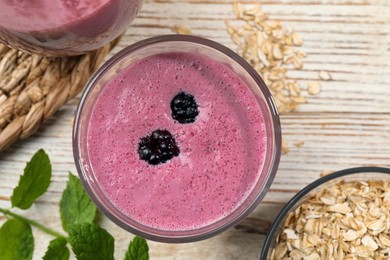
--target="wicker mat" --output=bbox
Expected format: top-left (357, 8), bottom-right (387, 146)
top-left (0, 38), bottom-right (120, 152)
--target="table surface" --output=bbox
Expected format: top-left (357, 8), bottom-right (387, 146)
top-left (1, 0), bottom-right (390, 259)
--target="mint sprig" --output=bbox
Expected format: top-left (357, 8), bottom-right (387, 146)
top-left (69, 223), bottom-right (115, 260)
top-left (125, 236), bottom-right (149, 260)
top-left (43, 237), bottom-right (70, 260)
top-left (0, 218), bottom-right (34, 260)
top-left (0, 149), bottom-right (150, 259)
top-left (60, 172), bottom-right (97, 231)
top-left (11, 149), bottom-right (51, 209)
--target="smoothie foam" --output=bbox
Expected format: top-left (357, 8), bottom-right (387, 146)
top-left (87, 52), bottom-right (268, 231)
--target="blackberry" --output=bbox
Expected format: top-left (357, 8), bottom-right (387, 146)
top-left (138, 129), bottom-right (180, 165)
top-left (170, 92), bottom-right (199, 124)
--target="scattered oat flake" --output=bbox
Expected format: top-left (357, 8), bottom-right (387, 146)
top-left (307, 81), bottom-right (321, 95)
top-left (320, 170), bottom-right (334, 177)
top-left (292, 32), bottom-right (303, 46)
top-left (319, 70), bottom-right (332, 81)
top-left (226, 2), bottom-right (316, 115)
top-left (294, 140), bottom-right (304, 148)
top-left (292, 56), bottom-right (303, 69)
top-left (282, 139), bottom-right (289, 154)
top-left (233, 2), bottom-right (243, 19)
top-left (171, 25), bottom-right (192, 35)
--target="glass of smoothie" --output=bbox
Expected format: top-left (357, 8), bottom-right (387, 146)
top-left (0, 0), bottom-right (143, 56)
top-left (73, 35), bottom-right (281, 242)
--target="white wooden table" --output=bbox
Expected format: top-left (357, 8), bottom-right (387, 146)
top-left (1, 0), bottom-right (390, 259)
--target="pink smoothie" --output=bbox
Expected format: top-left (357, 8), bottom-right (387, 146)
top-left (87, 52), bottom-right (268, 231)
top-left (0, 0), bottom-right (141, 53)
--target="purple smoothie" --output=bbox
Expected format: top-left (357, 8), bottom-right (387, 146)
top-left (87, 52), bottom-right (268, 231)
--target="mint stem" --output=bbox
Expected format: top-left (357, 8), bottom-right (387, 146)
top-left (0, 207), bottom-right (67, 241)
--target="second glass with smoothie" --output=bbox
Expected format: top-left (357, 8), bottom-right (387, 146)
top-left (0, 0), bottom-right (143, 56)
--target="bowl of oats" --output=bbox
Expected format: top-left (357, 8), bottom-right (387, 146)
top-left (261, 166), bottom-right (390, 260)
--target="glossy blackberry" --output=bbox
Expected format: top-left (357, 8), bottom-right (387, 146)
top-left (138, 129), bottom-right (180, 165)
top-left (170, 92), bottom-right (199, 124)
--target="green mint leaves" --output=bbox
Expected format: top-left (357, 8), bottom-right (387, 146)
top-left (125, 236), bottom-right (149, 260)
top-left (0, 218), bottom-right (34, 260)
top-left (69, 223), bottom-right (115, 260)
top-left (43, 237), bottom-right (70, 260)
top-left (0, 149), bottom-right (150, 260)
top-left (11, 149), bottom-right (51, 209)
top-left (60, 172), bottom-right (97, 231)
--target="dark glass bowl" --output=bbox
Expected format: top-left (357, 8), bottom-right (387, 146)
top-left (260, 166), bottom-right (390, 259)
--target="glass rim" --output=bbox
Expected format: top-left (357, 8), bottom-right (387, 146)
top-left (260, 166), bottom-right (390, 259)
top-left (72, 34), bottom-right (282, 243)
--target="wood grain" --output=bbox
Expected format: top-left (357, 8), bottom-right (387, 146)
top-left (1, 0), bottom-right (390, 259)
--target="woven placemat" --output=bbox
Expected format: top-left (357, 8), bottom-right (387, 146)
top-left (0, 38), bottom-right (120, 152)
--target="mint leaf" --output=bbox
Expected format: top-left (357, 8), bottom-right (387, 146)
top-left (0, 218), bottom-right (34, 260)
top-left (125, 236), bottom-right (149, 260)
top-left (11, 149), bottom-right (51, 209)
top-left (68, 223), bottom-right (114, 260)
top-left (43, 237), bottom-right (69, 260)
top-left (60, 172), bottom-right (96, 232)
